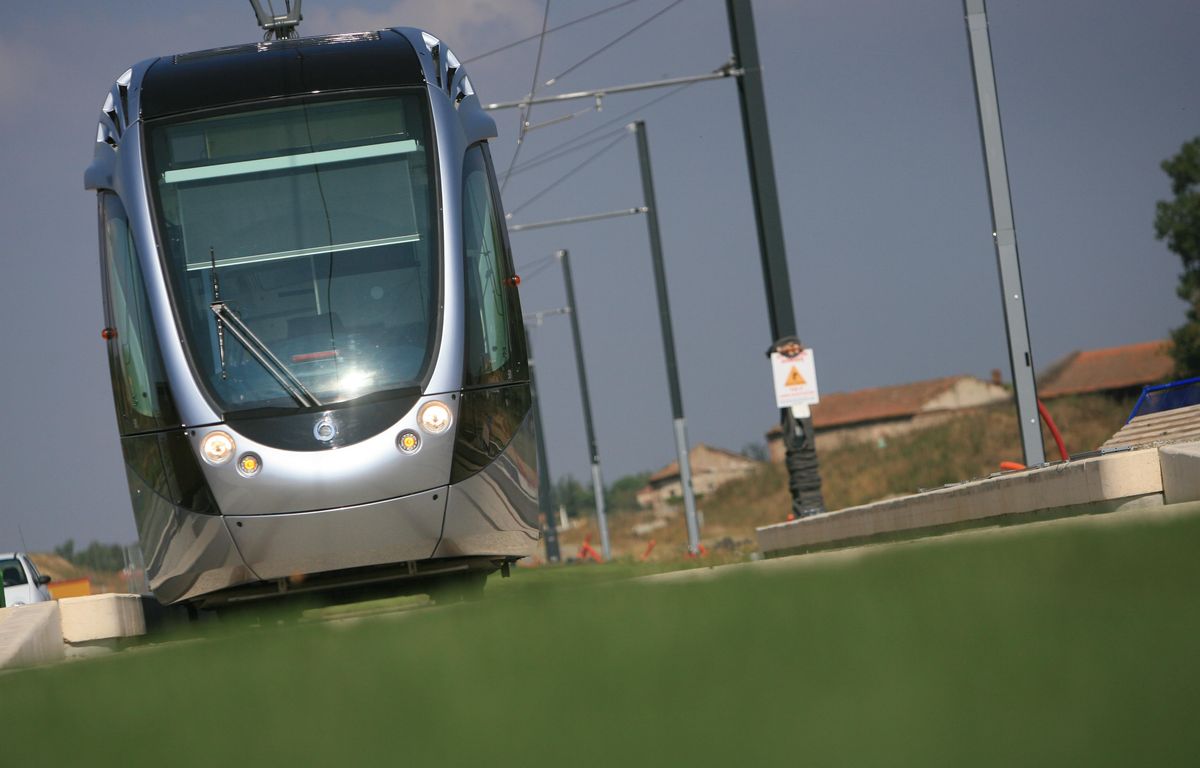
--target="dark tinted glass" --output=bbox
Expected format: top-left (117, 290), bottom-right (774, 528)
top-left (99, 193), bottom-right (179, 434)
top-left (147, 94), bottom-right (440, 412)
top-left (1, 558), bottom-right (28, 587)
top-left (451, 384), bottom-right (532, 483)
top-left (462, 144), bottom-right (527, 387)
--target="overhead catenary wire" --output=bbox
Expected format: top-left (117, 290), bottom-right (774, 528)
top-left (520, 0), bottom-right (554, 129)
top-left (543, 0), bottom-right (687, 87)
top-left (506, 130), bottom-right (631, 218)
top-left (498, 0), bottom-right (690, 193)
top-left (463, 0), bottom-right (641, 64)
top-left (508, 82), bottom-right (695, 177)
top-left (509, 206), bottom-right (647, 232)
top-left (506, 126), bottom-right (629, 179)
top-left (518, 258), bottom-right (561, 283)
top-left (486, 66), bottom-right (736, 111)
top-left (517, 252), bottom-right (558, 273)
top-left (500, 0), bottom-right (554, 193)
top-left (520, 104), bottom-right (595, 133)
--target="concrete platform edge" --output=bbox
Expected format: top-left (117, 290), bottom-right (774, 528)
top-left (0, 594), bottom-right (148, 672)
top-left (757, 445), bottom-right (1183, 557)
top-left (60, 593), bottom-right (147, 643)
top-left (760, 493), bottom-right (1163, 560)
top-left (1159, 443), bottom-right (1200, 505)
top-left (0, 602), bottom-right (65, 671)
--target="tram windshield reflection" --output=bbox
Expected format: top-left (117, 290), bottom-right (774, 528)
top-left (147, 93), bottom-right (439, 412)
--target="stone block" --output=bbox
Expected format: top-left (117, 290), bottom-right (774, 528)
top-left (59, 593), bottom-right (146, 644)
top-left (1159, 442), bottom-right (1200, 505)
top-left (0, 602), bottom-right (64, 670)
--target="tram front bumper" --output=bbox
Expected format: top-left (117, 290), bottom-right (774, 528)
top-left (225, 487), bottom-right (447, 581)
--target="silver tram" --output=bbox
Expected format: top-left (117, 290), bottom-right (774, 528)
top-left (84, 28), bottom-right (540, 607)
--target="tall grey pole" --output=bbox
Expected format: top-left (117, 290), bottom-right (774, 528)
top-left (632, 121), bottom-right (701, 554)
top-left (725, 0), bottom-right (824, 514)
top-left (557, 249), bottom-right (611, 560)
top-left (725, 0), bottom-right (795, 340)
top-left (963, 0), bottom-right (1045, 466)
top-left (526, 326), bottom-right (561, 563)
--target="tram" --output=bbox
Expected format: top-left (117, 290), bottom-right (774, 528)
top-left (84, 27), bottom-right (540, 607)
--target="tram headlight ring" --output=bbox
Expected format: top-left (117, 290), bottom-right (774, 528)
top-left (236, 452), bottom-right (262, 478)
top-left (201, 431), bottom-right (236, 465)
top-left (418, 401), bottom-right (452, 434)
top-left (396, 430), bottom-right (421, 454)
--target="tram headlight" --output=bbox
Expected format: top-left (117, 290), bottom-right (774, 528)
top-left (200, 431), bottom-right (235, 465)
top-left (418, 401), bottom-right (452, 434)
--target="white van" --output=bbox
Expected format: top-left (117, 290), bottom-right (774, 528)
top-left (1, 552), bottom-right (53, 607)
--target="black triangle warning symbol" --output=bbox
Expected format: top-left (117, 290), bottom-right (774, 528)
top-left (786, 366), bottom-right (806, 387)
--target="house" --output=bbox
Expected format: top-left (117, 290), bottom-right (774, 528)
top-left (636, 443), bottom-right (761, 514)
top-left (1037, 340), bottom-right (1173, 399)
top-left (766, 374), bottom-right (1011, 459)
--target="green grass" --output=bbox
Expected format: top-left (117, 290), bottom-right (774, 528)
top-left (7, 507), bottom-right (1200, 765)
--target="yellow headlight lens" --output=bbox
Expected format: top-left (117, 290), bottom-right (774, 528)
top-left (237, 453), bottom-right (262, 477)
top-left (201, 431), bottom-right (235, 465)
top-left (397, 430), bottom-right (420, 454)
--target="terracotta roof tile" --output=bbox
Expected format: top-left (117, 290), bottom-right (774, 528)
top-left (646, 444), bottom-right (757, 484)
top-left (1038, 340), bottom-right (1173, 398)
top-left (764, 375), bottom-right (1002, 434)
top-left (648, 461), bottom-right (680, 484)
top-left (807, 376), bottom-right (967, 429)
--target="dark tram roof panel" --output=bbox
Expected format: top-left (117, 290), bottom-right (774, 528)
top-left (140, 30), bottom-right (426, 120)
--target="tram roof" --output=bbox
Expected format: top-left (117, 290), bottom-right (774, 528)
top-left (140, 30), bottom-right (426, 120)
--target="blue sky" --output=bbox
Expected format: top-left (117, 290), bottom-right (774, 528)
top-left (0, 0), bottom-right (1196, 549)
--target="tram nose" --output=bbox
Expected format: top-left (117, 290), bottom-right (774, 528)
top-left (190, 393), bottom-right (460, 517)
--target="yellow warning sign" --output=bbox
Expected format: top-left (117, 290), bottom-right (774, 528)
top-left (785, 366), bottom-right (806, 387)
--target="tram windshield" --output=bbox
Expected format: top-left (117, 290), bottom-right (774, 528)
top-left (147, 94), bottom-right (439, 412)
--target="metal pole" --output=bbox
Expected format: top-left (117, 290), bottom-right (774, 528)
top-left (526, 326), bottom-right (561, 563)
top-left (557, 249), bottom-right (611, 560)
top-left (725, 0), bottom-right (824, 513)
top-left (632, 121), bottom-right (702, 554)
top-left (963, 0), bottom-right (1045, 466)
top-left (726, 0), bottom-right (796, 342)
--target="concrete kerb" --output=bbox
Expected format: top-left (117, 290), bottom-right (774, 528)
top-left (650, 497), bottom-right (1200, 584)
top-left (0, 602), bottom-right (65, 670)
top-left (59, 594), bottom-right (148, 659)
top-left (0, 594), bottom-right (148, 671)
top-left (1159, 442), bottom-right (1200, 505)
top-left (59, 594), bottom-right (146, 644)
top-left (756, 445), bottom-right (1187, 557)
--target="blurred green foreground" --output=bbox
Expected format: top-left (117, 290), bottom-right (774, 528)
top-left (6, 507), bottom-right (1200, 766)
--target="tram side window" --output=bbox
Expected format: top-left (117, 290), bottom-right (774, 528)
top-left (99, 193), bottom-right (178, 433)
top-left (462, 144), bottom-right (525, 387)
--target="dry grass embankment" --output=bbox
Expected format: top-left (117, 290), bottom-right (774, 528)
top-left (27, 553), bottom-right (127, 595)
top-left (552, 394), bottom-right (1136, 562)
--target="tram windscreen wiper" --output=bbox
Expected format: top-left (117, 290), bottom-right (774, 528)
top-left (210, 301), bottom-right (322, 408)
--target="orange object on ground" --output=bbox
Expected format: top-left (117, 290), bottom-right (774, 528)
top-left (640, 539), bottom-right (657, 562)
top-left (48, 577), bottom-right (91, 599)
top-left (999, 461), bottom-right (1026, 471)
top-left (577, 534), bottom-right (603, 563)
top-left (687, 543), bottom-right (709, 559)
